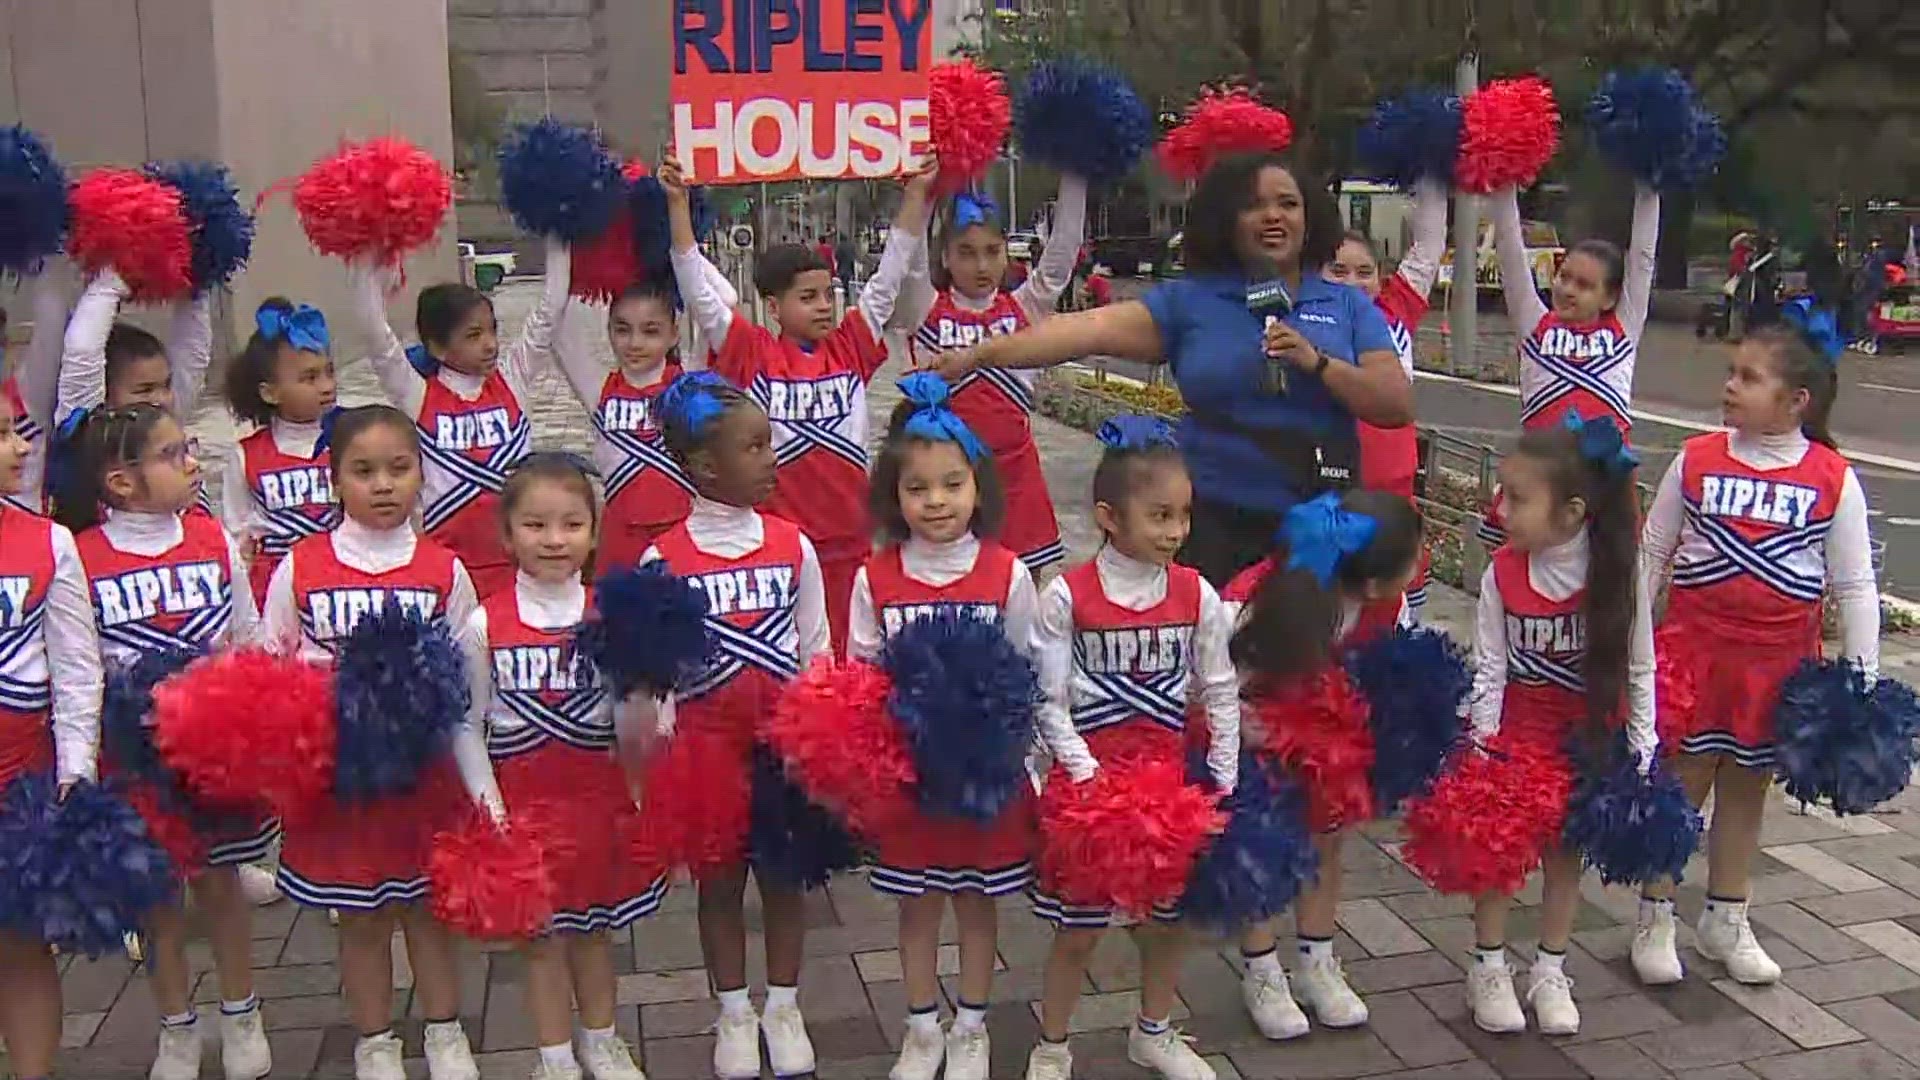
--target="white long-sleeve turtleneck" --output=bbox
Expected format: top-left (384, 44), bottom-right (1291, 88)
top-left (845, 534), bottom-right (1040, 664)
top-left (1470, 530), bottom-right (1658, 766)
top-left (1641, 428), bottom-right (1879, 676)
top-left (549, 261), bottom-right (738, 409)
top-left (56, 269), bottom-right (213, 424)
top-left (260, 516), bottom-right (479, 660)
top-left (96, 508), bottom-right (259, 660)
top-left (17, 512), bottom-right (104, 783)
top-left (1032, 545), bottom-right (1240, 790)
top-left (221, 416), bottom-right (324, 542)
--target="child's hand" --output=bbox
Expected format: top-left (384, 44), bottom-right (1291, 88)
top-left (657, 154), bottom-right (691, 203)
top-left (902, 155), bottom-right (938, 197)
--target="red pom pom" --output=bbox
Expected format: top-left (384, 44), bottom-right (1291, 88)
top-left (1400, 732), bottom-right (1574, 895)
top-left (570, 160), bottom-right (649, 303)
top-left (1156, 87), bottom-right (1294, 183)
top-left (1455, 76), bottom-right (1560, 194)
top-left (121, 785), bottom-right (206, 878)
top-left (1036, 747), bottom-right (1227, 917)
top-left (639, 726), bottom-right (751, 878)
top-left (1653, 627), bottom-right (1696, 753)
top-left (929, 60), bottom-right (1011, 195)
top-left (767, 658), bottom-right (917, 836)
top-left (1253, 669), bottom-right (1375, 831)
top-left (290, 137), bottom-right (452, 265)
top-left (150, 649), bottom-right (335, 822)
top-left (428, 807), bottom-right (558, 940)
top-left (68, 169), bottom-right (194, 302)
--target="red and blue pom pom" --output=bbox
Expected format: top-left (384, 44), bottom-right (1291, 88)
top-left (1157, 87), bottom-right (1294, 184)
top-left (289, 136), bottom-right (452, 266)
top-left (151, 649), bottom-right (336, 821)
top-left (497, 118), bottom-right (626, 241)
top-left (0, 773), bottom-right (177, 956)
top-left (331, 603), bottom-right (465, 803)
top-left (1014, 58), bottom-right (1155, 185)
top-left (1586, 68), bottom-right (1726, 190)
top-left (68, 168), bottom-right (194, 301)
top-left (1355, 88), bottom-right (1463, 189)
top-left (144, 161), bottom-right (254, 294)
top-left (571, 160), bottom-right (647, 303)
top-left (1773, 661), bottom-right (1920, 815)
top-left (577, 562), bottom-right (712, 698)
top-left (0, 125), bottom-right (69, 275)
top-left (748, 744), bottom-right (861, 892)
top-left (1401, 734), bottom-right (1574, 895)
top-left (103, 649), bottom-right (205, 795)
top-left (1455, 76), bottom-right (1560, 194)
top-left (766, 658), bottom-right (916, 836)
top-left (1252, 668), bottom-right (1374, 831)
top-left (1347, 627), bottom-right (1471, 813)
top-left (930, 59), bottom-right (1011, 195)
top-left (1181, 751), bottom-right (1319, 929)
top-left (428, 806), bottom-right (558, 940)
top-left (1562, 747), bottom-right (1702, 886)
top-left (883, 612), bottom-right (1039, 824)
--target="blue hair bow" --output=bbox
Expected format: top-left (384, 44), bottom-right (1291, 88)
top-left (404, 343), bottom-right (440, 379)
top-left (1096, 415), bottom-right (1177, 451)
top-left (1779, 298), bottom-right (1845, 368)
top-left (53, 405), bottom-right (90, 444)
top-left (256, 304), bottom-right (330, 354)
top-left (897, 372), bottom-right (987, 461)
top-left (1280, 492), bottom-right (1378, 588)
top-left (1562, 413), bottom-right (1640, 476)
top-left (952, 190), bottom-right (1000, 231)
top-left (658, 371), bottom-right (737, 439)
top-left (311, 405), bottom-right (346, 456)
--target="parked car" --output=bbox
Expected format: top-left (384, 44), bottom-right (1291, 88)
top-left (1092, 234), bottom-right (1174, 277)
top-left (1436, 219), bottom-right (1565, 296)
top-left (459, 242), bottom-right (517, 292)
top-left (1006, 231), bottom-right (1040, 260)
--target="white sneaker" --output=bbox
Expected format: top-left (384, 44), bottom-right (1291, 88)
top-left (354, 1032), bottom-right (408, 1080)
top-left (1294, 953), bottom-right (1370, 1028)
top-left (1024, 1041), bottom-right (1073, 1080)
top-left (219, 1007), bottom-right (273, 1080)
top-left (760, 1003), bottom-right (816, 1077)
top-left (532, 1061), bottom-right (584, 1080)
top-left (424, 1021), bottom-right (481, 1080)
top-left (1126, 1025), bottom-right (1216, 1080)
top-left (578, 1030), bottom-right (646, 1080)
top-left (889, 1022), bottom-right (945, 1080)
top-left (238, 864), bottom-right (282, 906)
top-left (150, 1021), bottom-right (204, 1080)
top-left (1696, 901), bottom-right (1782, 985)
top-left (712, 1009), bottom-right (761, 1079)
top-left (1241, 967), bottom-right (1310, 1040)
top-left (945, 1025), bottom-right (990, 1080)
top-left (1631, 905), bottom-right (1685, 985)
top-left (1468, 963), bottom-right (1526, 1034)
top-left (1526, 967), bottom-right (1580, 1036)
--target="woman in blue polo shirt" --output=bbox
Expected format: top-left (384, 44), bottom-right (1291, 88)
top-left (930, 153), bottom-right (1413, 584)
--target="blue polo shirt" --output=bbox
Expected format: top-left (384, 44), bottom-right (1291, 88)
top-left (1141, 271), bottom-right (1395, 515)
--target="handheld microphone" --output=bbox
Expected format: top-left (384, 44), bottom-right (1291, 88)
top-left (1246, 258), bottom-right (1295, 394)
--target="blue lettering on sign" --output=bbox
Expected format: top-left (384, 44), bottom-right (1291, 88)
top-left (675, 0), bottom-right (930, 75)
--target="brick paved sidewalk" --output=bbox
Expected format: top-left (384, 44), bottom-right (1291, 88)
top-left (21, 282), bottom-right (1920, 1079)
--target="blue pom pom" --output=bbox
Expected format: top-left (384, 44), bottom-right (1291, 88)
top-left (0, 125), bottom-right (69, 275)
top-left (144, 160), bottom-right (253, 293)
top-left (881, 612), bottom-right (1039, 824)
top-left (102, 648), bottom-right (203, 793)
top-left (1562, 748), bottom-right (1702, 885)
top-left (625, 176), bottom-right (708, 308)
top-left (0, 773), bottom-right (177, 956)
top-left (498, 119), bottom-right (626, 241)
top-left (1355, 88), bottom-right (1463, 188)
top-left (1774, 661), bottom-right (1920, 815)
top-left (1014, 58), bottom-right (1155, 185)
top-left (332, 603), bottom-right (466, 803)
top-left (748, 743), bottom-right (860, 892)
top-left (1182, 752), bottom-right (1319, 929)
top-left (1585, 68), bottom-right (1726, 190)
top-left (576, 562), bottom-right (712, 698)
top-left (1347, 627), bottom-right (1471, 812)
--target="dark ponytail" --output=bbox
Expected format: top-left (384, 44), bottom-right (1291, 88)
top-left (224, 297), bottom-right (295, 427)
top-left (50, 404), bottom-right (170, 535)
top-left (1750, 324), bottom-right (1840, 449)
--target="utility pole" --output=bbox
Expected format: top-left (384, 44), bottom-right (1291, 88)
top-left (1449, 52), bottom-right (1479, 375)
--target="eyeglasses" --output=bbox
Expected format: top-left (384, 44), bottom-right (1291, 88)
top-left (149, 437), bottom-right (200, 468)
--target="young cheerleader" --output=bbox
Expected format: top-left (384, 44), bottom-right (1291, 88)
top-left (1220, 489), bottom-right (1422, 1040)
top-left (1460, 417), bottom-right (1654, 1036)
top-left (0, 388), bottom-right (104, 1080)
top-left (846, 372), bottom-right (1036, 1080)
top-left (640, 371), bottom-right (830, 1080)
top-left (2, 261), bottom-right (74, 512)
top-left (220, 298), bottom-right (340, 608)
top-left (903, 171), bottom-right (1087, 577)
top-left (259, 405), bottom-right (493, 1080)
top-left (347, 238), bottom-right (571, 598)
top-left (457, 453), bottom-right (659, 1080)
top-left (1634, 306), bottom-right (1876, 987)
top-left (1024, 419), bottom-right (1240, 1080)
top-left (52, 404), bottom-right (274, 1080)
top-left (664, 154), bottom-right (935, 652)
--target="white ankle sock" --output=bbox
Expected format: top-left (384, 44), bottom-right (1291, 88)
top-left (1639, 897), bottom-right (1674, 922)
top-left (717, 987), bottom-right (753, 1018)
top-left (539, 1043), bottom-right (578, 1069)
top-left (765, 984), bottom-right (799, 1011)
top-left (1243, 947), bottom-right (1283, 979)
top-left (1533, 948), bottom-right (1567, 973)
top-left (906, 1007), bottom-right (940, 1037)
top-left (954, 1002), bottom-right (987, 1033)
top-left (1475, 945), bottom-right (1507, 969)
top-left (1297, 937), bottom-right (1335, 964)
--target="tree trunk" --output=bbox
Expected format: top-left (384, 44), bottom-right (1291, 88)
top-left (1658, 189), bottom-right (1695, 291)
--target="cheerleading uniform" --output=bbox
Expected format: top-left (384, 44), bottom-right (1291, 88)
top-left (260, 517), bottom-right (492, 910)
top-left (352, 246), bottom-right (570, 598)
top-left (639, 496), bottom-right (829, 877)
top-left (220, 417), bottom-right (336, 609)
top-left (458, 572), bottom-right (667, 932)
top-left (1641, 429), bottom-right (1877, 767)
top-left (1028, 546), bottom-right (1240, 928)
top-left (0, 504), bottom-right (102, 792)
top-left (905, 176), bottom-right (1086, 576)
top-left (2, 263), bottom-right (72, 514)
top-left (675, 226), bottom-right (920, 653)
top-left (847, 534), bottom-right (1041, 897)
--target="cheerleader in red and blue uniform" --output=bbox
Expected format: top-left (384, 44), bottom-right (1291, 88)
top-left (54, 403), bottom-right (275, 1080)
top-left (1635, 305), bottom-right (1878, 990)
top-left (258, 405), bottom-right (490, 1080)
